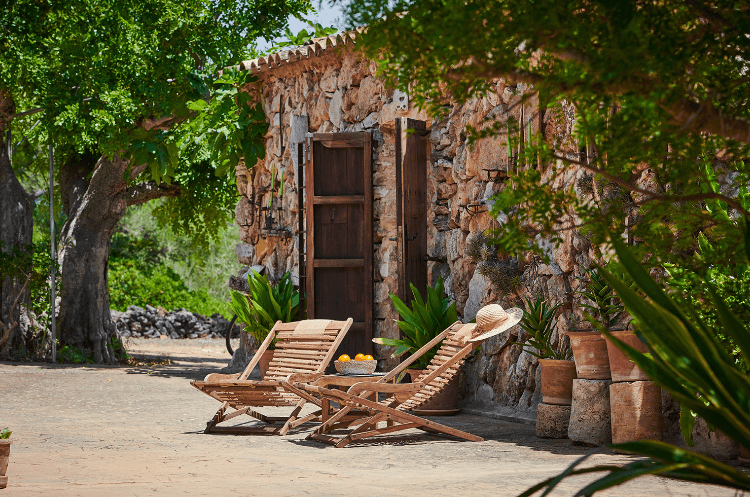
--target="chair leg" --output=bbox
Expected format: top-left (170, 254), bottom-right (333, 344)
top-left (278, 399), bottom-right (306, 436)
top-left (205, 402), bottom-right (229, 433)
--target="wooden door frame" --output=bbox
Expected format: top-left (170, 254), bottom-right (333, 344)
top-left (304, 132), bottom-right (373, 350)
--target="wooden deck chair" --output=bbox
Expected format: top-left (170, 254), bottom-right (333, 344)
top-left (284, 305), bottom-right (522, 447)
top-left (191, 318), bottom-right (352, 436)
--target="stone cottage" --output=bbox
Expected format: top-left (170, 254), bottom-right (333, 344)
top-left (230, 31), bottom-right (592, 422)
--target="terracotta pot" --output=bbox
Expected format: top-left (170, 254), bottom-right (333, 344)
top-left (259, 349), bottom-right (274, 379)
top-left (406, 368), bottom-right (461, 414)
top-left (610, 380), bottom-right (663, 444)
top-left (539, 359), bottom-right (576, 405)
top-left (691, 417), bottom-right (741, 460)
top-left (604, 331), bottom-right (649, 382)
top-left (568, 331), bottom-right (611, 380)
top-left (739, 446), bottom-right (750, 468)
top-left (0, 440), bottom-right (11, 489)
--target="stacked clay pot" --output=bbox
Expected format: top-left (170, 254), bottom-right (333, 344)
top-left (566, 331), bottom-right (613, 445)
top-left (535, 359), bottom-right (576, 439)
top-left (604, 331), bottom-right (662, 444)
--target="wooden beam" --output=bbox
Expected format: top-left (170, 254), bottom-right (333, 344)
top-left (312, 195), bottom-right (365, 205)
top-left (312, 258), bottom-right (365, 268)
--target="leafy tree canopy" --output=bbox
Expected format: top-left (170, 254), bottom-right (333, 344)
top-left (2, 0), bottom-right (312, 247)
top-left (342, 0), bottom-right (750, 271)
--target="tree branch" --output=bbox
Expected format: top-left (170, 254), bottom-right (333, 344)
top-left (126, 181), bottom-right (182, 206)
top-left (552, 153), bottom-right (750, 218)
top-left (443, 56), bottom-right (750, 145)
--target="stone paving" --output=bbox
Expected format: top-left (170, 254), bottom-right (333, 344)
top-left (0, 339), bottom-right (742, 496)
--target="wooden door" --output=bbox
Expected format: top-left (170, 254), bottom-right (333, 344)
top-left (395, 118), bottom-right (428, 301)
top-left (306, 132), bottom-right (373, 357)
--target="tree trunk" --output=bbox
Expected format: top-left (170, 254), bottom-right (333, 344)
top-left (58, 154), bottom-right (124, 363)
top-left (0, 92), bottom-right (33, 356)
top-left (57, 153), bottom-right (181, 363)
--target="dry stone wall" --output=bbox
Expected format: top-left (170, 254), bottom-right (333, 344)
top-left (235, 45), bottom-right (593, 419)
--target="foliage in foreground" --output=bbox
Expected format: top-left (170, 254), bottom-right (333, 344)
top-left (520, 235), bottom-right (750, 496)
top-left (230, 271), bottom-right (300, 348)
top-left (342, 0), bottom-right (750, 274)
top-left (375, 276), bottom-right (457, 370)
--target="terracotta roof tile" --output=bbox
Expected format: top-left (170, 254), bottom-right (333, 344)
top-left (233, 29), bottom-right (363, 75)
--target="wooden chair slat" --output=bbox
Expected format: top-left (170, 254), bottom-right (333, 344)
top-left (191, 318), bottom-right (353, 435)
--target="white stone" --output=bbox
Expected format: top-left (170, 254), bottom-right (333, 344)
top-left (475, 383), bottom-right (495, 404)
top-left (363, 112), bottom-right (379, 128)
top-left (447, 229), bottom-right (465, 262)
top-left (464, 269), bottom-right (489, 322)
top-left (236, 243), bottom-right (255, 265)
top-left (329, 90), bottom-right (343, 130)
top-left (393, 89), bottom-right (408, 110)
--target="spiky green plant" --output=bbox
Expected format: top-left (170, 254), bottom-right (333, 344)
top-left (511, 295), bottom-right (568, 359)
top-left (230, 271), bottom-right (300, 349)
top-left (0, 428), bottom-right (11, 439)
top-left (374, 276), bottom-right (457, 369)
top-left (579, 266), bottom-right (624, 331)
top-left (520, 235), bottom-right (750, 496)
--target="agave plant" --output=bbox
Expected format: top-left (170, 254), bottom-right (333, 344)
top-left (373, 276), bottom-right (457, 370)
top-left (521, 235), bottom-right (750, 496)
top-left (511, 295), bottom-right (568, 360)
top-left (579, 266), bottom-right (624, 331)
top-left (230, 270), bottom-right (300, 349)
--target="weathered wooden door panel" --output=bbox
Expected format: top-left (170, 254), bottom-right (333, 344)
top-left (396, 118), bottom-right (428, 301)
top-left (313, 205), bottom-right (364, 259)
top-left (306, 132), bottom-right (373, 359)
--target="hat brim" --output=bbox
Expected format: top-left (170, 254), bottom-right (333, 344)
top-left (469, 307), bottom-right (524, 343)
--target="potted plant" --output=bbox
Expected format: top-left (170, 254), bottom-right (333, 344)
top-left (567, 267), bottom-right (622, 379)
top-left (0, 428), bottom-right (11, 489)
top-left (373, 276), bottom-right (459, 413)
top-left (230, 270), bottom-right (300, 378)
top-left (512, 295), bottom-right (576, 405)
top-left (582, 266), bottom-right (650, 382)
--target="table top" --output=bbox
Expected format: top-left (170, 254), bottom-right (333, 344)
top-left (316, 372), bottom-right (387, 387)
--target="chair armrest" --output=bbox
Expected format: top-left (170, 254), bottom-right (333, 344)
top-left (203, 372), bottom-right (240, 382)
top-left (347, 381), bottom-right (424, 397)
top-left (286, 372), bottom-right (325, 384)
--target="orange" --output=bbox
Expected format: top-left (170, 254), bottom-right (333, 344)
top-left (364, 355), bottom-right (374, 361)
top-left (354, 353), bottom-right (366, 361)
top-left (338, 354), bottom-right (351, 362)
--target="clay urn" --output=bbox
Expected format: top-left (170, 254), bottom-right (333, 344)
top-left (406, 368), bottom-right (461, 414)
top-left (740, 446), bottom-right (750, 468)
top-left (567, 330), bottom-right (611, 380)
top-left (609, 380), bottom-right (663, 444)
top-left (539, 359), bottom-right (576, 405)
top-left (0, 439), bottom-right (11, 489)
top-left (604, 330), bottom-right (649, 382)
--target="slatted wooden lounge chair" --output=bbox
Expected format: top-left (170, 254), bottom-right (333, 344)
top-left (191, 318), bottom-right (352, 435)
top-left (284, 305), bottom-right (522, 447)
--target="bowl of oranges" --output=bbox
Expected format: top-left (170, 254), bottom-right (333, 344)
top-left (335, 353), bottom-right (377, 375)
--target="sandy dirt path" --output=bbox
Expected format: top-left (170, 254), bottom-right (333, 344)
top-left (0, 338), bottom-right (741, 496)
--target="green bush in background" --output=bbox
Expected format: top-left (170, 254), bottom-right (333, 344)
top-left (108, 201), bottom-right (238, 318)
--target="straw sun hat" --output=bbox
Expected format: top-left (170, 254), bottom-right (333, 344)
top-left (469, 304), bottom-right (524, 343)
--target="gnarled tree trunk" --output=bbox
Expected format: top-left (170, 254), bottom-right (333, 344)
top-left (57, 153), bottom-right (180, 363)
top-left (0, 91), bottom-right (33, 356)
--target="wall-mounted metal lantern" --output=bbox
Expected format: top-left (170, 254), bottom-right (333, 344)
top-left (457, 201), bottom-right (488, 218)
top-left (257, 170), bottom-right (292, 244)
top-left (483, 168), bottom-right (510, 183)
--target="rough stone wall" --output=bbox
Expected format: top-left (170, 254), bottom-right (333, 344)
top-left (234, 45), bottom-right (589, 418)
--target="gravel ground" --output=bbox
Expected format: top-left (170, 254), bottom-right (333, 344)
top-left (0, 338), bottom-right (743, 496)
